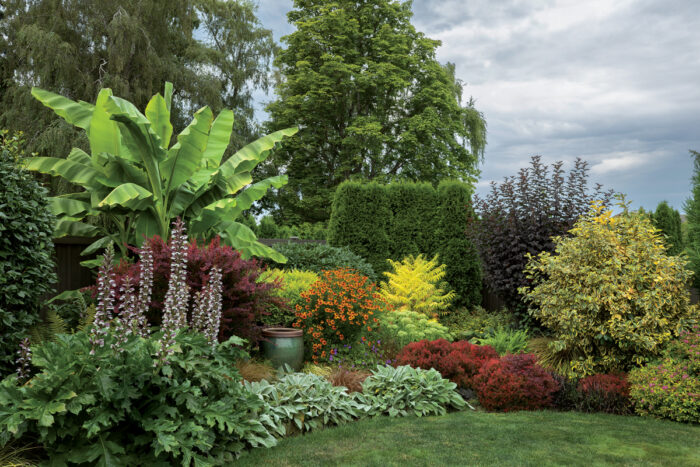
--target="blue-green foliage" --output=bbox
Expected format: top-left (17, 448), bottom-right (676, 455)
top-left (0, 332), bottom-right (275, 465)
top-left (264, 242), bottom-right (376, 281)
top-left (0, 142), bottom-right (56, 377)
top-left (356, 365), bottom-right (467, 417)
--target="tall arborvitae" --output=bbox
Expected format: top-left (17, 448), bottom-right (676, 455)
top-left (684, 150), bottom-right (700, 288)
top-left (652, 201), bottom-right (684, 256)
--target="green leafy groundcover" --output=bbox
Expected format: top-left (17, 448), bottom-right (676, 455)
top-left (237, 410), bottom-right (700, 466)
top-left (0, 332), bottom-right (275, 465)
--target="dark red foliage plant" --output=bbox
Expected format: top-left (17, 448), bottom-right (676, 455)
top-left (473, 353), bottom-right (560, 412)
top-left (576, 373), bottom-right (631, 414)
top-left (112, 235), bottom-right (283, 345)
top-left (394, 339), bottom-right (499, 389)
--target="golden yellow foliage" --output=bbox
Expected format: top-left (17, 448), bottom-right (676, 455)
top-left (379, 254), bottom-right (456, 318)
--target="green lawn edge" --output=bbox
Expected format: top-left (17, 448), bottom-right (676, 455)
top-left (238, 410), bottom-right (700, 466)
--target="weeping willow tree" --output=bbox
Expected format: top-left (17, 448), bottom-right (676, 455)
top-left (0, 0), bottom-right (275, 194)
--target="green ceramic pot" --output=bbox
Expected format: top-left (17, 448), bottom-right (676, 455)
top-left (261, 327), bottom-right (304, 371)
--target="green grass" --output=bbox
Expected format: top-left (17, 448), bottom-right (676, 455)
top-left (238, 410), bottom-right (700, 466)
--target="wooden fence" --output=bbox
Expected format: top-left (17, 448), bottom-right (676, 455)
top-left (52, 238), bottom-right (696, 309)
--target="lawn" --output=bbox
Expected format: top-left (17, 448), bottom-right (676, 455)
top-left (238, 410), bottom-right (700, 466)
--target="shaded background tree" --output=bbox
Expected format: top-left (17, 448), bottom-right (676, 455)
top-left (0, 0), bottom-right (274, 193)
top-left (469, 156), bottom-right (615, 324)
top-left (263, 0), bottom-right (487, 223)
top-left (651, 200), bottom-right (684, 256)
top-left (684, 149), bottom-right (700, 288)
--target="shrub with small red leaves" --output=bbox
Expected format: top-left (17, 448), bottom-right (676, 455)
top-left (112, 235), bottom-right (282, 345)
top-left (577, 373), bottom-right (631, 414)
top-left (395, 339), bottom-right (499, 389)
top-left (473, 353), bottom-right (560, 412)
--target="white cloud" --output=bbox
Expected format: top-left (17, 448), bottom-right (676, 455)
top-left (590, 152), bottom-right (653, 175)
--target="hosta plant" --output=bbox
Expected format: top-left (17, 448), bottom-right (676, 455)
top-left (25, 83), bottom-right (297, 262)
top-left (356, 365), bottom-right (467, 417)
top-left (0, 332), bottom-right (276, 465)
top-left (379, 254), bottom-right (456, 318)
top-left (520, 198), bottom-right (699, 377)
top-left (245, 371), bottom-right (366, 435)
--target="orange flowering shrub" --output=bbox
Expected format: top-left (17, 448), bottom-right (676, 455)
top-left (293, 269), bottom-right (382, 363)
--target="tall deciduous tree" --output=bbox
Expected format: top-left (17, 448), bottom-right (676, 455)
top-left (652, 200), bottom-right (683, 256)
top-left (0, 0), bottom-right (274, 181)
top-left (264, 0), bottom-right (487, 223)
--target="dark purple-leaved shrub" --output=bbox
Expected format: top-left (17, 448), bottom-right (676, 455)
top-left (469, 156), bottom-right (614, 323)
top-left (112, 235), bottom-right (282, 345)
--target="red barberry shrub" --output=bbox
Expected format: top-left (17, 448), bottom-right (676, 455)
top-left (473, 353), bottom-right (560, 412)
top-left (395, 339), bottom-right (499, 389)
top-left (112, 235), bottom-right (282, 344)
top-left (293, 268), bottom-right (382, 363)
top-left (576, 373), bottom-right (631, 414)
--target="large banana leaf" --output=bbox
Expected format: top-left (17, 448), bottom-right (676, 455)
top-left (28, 83), bottom-right (297, 263)
top-left (160, 107), bottom-right (213, 193)
top-left (24, 157), bottom-right (101, 189)
top-left (31, 88), bottom-right (94, 130)
top-left (98, 183), bottom-right (153, 210)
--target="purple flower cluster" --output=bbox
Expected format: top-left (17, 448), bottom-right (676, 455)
top-left (90, 244), bottom-right (116, 354)
top-left (192, 266), bottom-right (223, 345)
top-left (158, 218), bottom-right (190, 364)
top-left (15, 337), bottom-right (32, 381)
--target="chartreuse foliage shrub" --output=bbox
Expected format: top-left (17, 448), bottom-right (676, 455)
top-left (629, 325), bottom-right (700, 423)
top-left (264, 242), bottom-right (376, 281)
top-left (380, 255), bottom-right (456, 318)
top-left (395, 339), bottom-right (499, 390)
top-left (520, 199), bottom-right (699, 377)
top-left (258, 269), bottom-right (319, 327)
top-left (473, 353), bottom-right (560, 412)
top-left (377, 310), bottom-right (452, 350)
top-left (328, 181), bottom-right (392, 275)
top-left (356, 365), bottom-right (467, 417)
top-left (0, 332), bottom-right (276, 465)
top-left (245, 372), bottom-right (365, 435)
top-left (435, 180), bottom-right (482, 308)
top-left (293, 269), bottom-right (382, 363)
top-left (0, 141), bottom-right (56, 377)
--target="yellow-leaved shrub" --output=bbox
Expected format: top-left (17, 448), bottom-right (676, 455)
top-left (519, 198), bottom-right (699, 377)
top-left (379, 254), bottom-right (456, 318)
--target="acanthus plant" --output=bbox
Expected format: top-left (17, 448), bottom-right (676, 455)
top-left (86, 218), bottom-right (224, 364)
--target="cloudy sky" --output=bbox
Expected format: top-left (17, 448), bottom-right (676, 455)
top-left (256, 0), bottom-right (700, 212)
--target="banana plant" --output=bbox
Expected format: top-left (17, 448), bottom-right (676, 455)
top-left (25, 83), bottom-right (297, 264)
